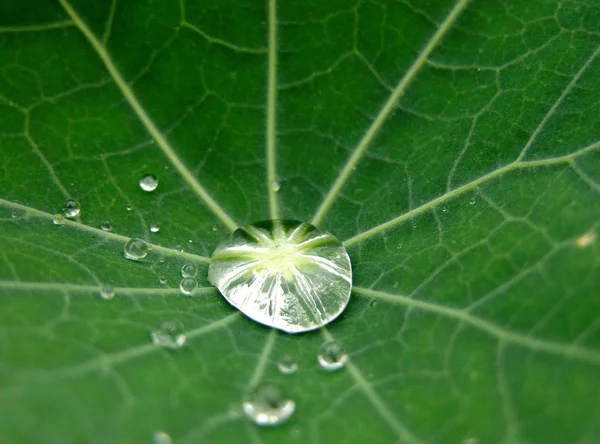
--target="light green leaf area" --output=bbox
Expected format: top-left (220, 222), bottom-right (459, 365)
top-left (1, 0), bottom-right (599, 443)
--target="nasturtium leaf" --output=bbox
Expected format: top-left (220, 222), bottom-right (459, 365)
top-left (1, 0), bottom-right (599, 443)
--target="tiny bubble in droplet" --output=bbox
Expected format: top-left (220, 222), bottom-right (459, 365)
top-left (153, 431), bottom-right (172, 444)
top-left (139, 174), bottom-right (158, 192)
top-left (242, 384), bottom-right (295, 426)
top-left (124, 238), bottom-right (149, 260)
top-left (179, 277), bottom-right (198, 295)
top-left (181, 263), bottom-right (198, 278)
top-left (99, 284), bottom-right (115, 300)
top-left (271, 181), bottom-right (281, 192)
top-left (100, 220), bottom-right (112, 231)
top-left (52, 214), bottom-right (65, 225)
top-left (318, 341), bottom-right (347, 371)
top-left (62, 199), bottom-right (81, 218)
top-left (277, 356), bottom-right (298, 375)
top-left (151, 320), bottom-right (186, 349)
top-left (150, 223), bottom-right (160, 233)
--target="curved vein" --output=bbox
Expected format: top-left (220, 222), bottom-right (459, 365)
top-left (57, 0), bottom-right (238, 231)
top-left (343, 141), bottom-right (600, 247)
top-left (353, 286), bottom-right (600, 365)
top-left (247, 328), bottom-right (277, 389)
top-left (0, 20), bottom-right (74, 33)
top-left (0, 198), bottom-right (211, 264)
top-left (321, 328), bottom-right (424, 444)
top-left (311, 0), bottom-right (472, 226)
top-left (266, 0), bottom-right (280, 220)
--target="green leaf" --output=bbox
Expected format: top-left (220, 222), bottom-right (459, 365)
top-left (1, 0), bottom-right (599, 443)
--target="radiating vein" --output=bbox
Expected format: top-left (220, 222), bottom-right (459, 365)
top-left (343, 141), bottom-right (600, 247)
top-left (0, 20), bottom-right (73, 33)
top-left (0, 198), bottom-right (211, 264)
top-left (57, 0), bottom-right (238, 231)
top-left (311, 0), bottom-right (472, 226)
top-left (247, 328), bottom-right (277, 389)
top-left (266, 0), bottom-right (280, 220)
top-left (321, 328), bottom-right (424, 444)
top-left (353, 287), bottom-right (600, 365)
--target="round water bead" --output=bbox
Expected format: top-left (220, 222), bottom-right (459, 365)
top-left (149, 223), bottom-right (160, 233)
top-left (99, 284), bottom-right (115, 300)
top-left (318, 340), bottom-right (347, 371)
top-left (208, 220), bottom-right (352, 334)
top-left (124, 238), bottom-right (149, 260)
top-left (179, 277), bottom-right (198, 295)
top-left (52, 214), bottom-right (65, 225)
top-left (242, 384), bottom-right (295, 426)
top-left (62, 199), bottom-right (80, 218)
top-left (181, 263), bottom-right (198, 278)
top-left (153, 431), bottom-right (172, 444)
top-left (277, 355), bottom-right (298, 375)
top-left (139, 174), bottom-right (158, 192)
top-left (151, 320), bottom-right (186, 349)
top-left (100, 220), bottom-right (112, 231)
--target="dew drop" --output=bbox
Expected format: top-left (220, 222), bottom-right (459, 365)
top-left (125, 205), bottom-right (132, 212)
top-left (271, 181), bottom-right (281, 192)
top-left (139, 174), bottom-right (158, 192)
top-left (151, 320), bottom-right (186, 349)
top-left (242, 384), bottom-right (295, 426)
top-left (100, 220), bottom-right (112, 231)
top-left (150, 223), bottom-right (160, 233)
top-left (208, 220), bottom-right (352, 333)
top-left (397, 243), bottom-right (403, 249)
top-left (124, 238), bottom-right (149, 260)
top-left (62, 199), bottom-right (81, 218)
top-left (441, 206), bottom-right (448, 213)
top-left (469, 198), bottom-right (477, 205)
top-left (179, 277), bottom-right (198, 295)
top-left (153, 431), bottom-right (172, 444)
top-left (52, 214), bottom-right (65, 225)
top-left (181, 263), bottom-right (198, 278)
top-left (99, 284), bottom-right (115, 300)
top-left (318, 341), bottom-right (347, 371)
top-left (277, 355), bottom-right (298, 375)
top-left (576, 231), bottom-right (596, 248)
top-left (212, 225), bottom-right (218, 231)
top-left (158, 275), bottom-right (167, 284)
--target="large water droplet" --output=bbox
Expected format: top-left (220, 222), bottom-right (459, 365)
top-left (277, 355), bottom-right (298, 375)
top-left (318, 341), bottom-right (347, 371)
top-left (124, 238), bottom-right (149, 260)
top-left (100, 220), bottom-right (112, 231)
top-left (153, 431), bottom-right (172, 444)
top-left (151, 320), bottom-right (186, 349)
top-left (150, 223), bottom-right (160, 233)
top-left (99, 284), bottom-right (115, 300)
top-left (208, 220), bottom-right (352, 334)
top-left (52, 214), bottom-right (65, 225)
top-left (181, 263), bottom-right (198, 278)
top-left (271, 181), bottom-right (281, 192)
top-left (179, 277), bottom-right (198, 295)
top-left (139, 174), bottom-right (158, 192)
top-left (62, 199), bottom-right (80, 218)
top-left (242, 384), bottom-right (295, 426)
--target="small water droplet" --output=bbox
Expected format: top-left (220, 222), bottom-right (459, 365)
top-left (52, 214), bottom-right (65, 225)
top-left (397, 243), bottom-right (403, 249)
top-left (151, 320), bottom-right (186, 349)
top-left (150, 223), bottom-right (160, 233)
top-left (271, 181), bottom-right (281, 192)
top-left (576, 231), bottom-right (596, 248)
top-left (212, 225), bottom-right (218, 231)
top-left (463, 438), bottom-right (478, 444)
top-left (412, 222), bottom-right (418, 228)
top-left (124, 238), bottom-right (149, 260)
top-left (153, 431), bottom-right (172, 444)
top-left (125, 205), bottom-right (132, 212)
top-left (469, 198), bottom-right (476, 205)
top-left (179, 277), bottom-right (198, 295)
top-left (318, 341), bottom-right (347, 371)
top-left (441, 206), bottom-right (448, 213)
top-left (242, 384), bottom-right (295, 426)
top-left (188, 239), bottom-right (193, 243)
top-left (277, 356), bottom-right (298, 375)
top-left (62, 199), bottom-right (80, 218)
top-left (100, 220), bottom-right (112, 231)
top-left (181, 263), bottom-right (198, 278)
top-left (99, 284), bottom-right (115, 300)
top-left (175, 244), bottom-right (184, 253)
top-left (10, 211), bottom-right (20, 219)
top-left (139, 174), bottom-right (158, 192)
top-left (158, 275), bottom-right (167, 284)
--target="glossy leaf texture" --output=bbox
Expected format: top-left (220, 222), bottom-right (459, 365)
top-left (1, 0), bottom-right (600, 443)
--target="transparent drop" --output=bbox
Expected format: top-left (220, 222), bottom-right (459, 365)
top-left (150, 223), bottom-right (160, 233)
top-left (441, 206), bottom-right (448, 213)
top-left (151, 320), bottom-right (186, 349)
top-left (125, 205), bottom-right (132, 212)
top-left (99, 284), bottom-right (115, 300)
top-left (271, 181), bottom-right (281, 192)
top-left (158, 275), bottom-right (167, 284)
top-left (124, 238), bottom-right (149, 260)
top-left (397, 243), bottom-right (403, 249)
top-left (208, 220), bottom-right (352, 334)
top-left (139, 174), bottom-right (158, 192)
top-left (212, 225), bottom-right (218, 231)
top-left (318, 341), bottom-right (347, 371)
top-left (469, 198), bottom-right (476, 205)
top-left (277, 356), bottom-right (298, 375)
top-left (62, 199), bottom-right (81, 218)
top-left (181, 263), bottom-right (198, 278)
top-left (153, 431), bottom-right (172, 444)
top-left (242, 384), bottom-right (295, 426)
top-left (100, 220), bottom-right (112, 231)
top-left (52, 214), bottom-right (65, 225)
top-left (179, 277), bottom-right (198, 295)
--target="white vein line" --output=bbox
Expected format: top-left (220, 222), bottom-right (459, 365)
top-left (0, 20), bottom-right (74, 33)
top-left (496, 342), bottom-right (521, 443)
top-left (0, 198), bottom-right (211, 264)
top-left (247, 328), bottom-right (277, 389)
top-left (102, 0), bottom-right (118, 46)
top-left (266, 0), bottom-right (280, 220)
top-left (310, 0), bottom-right (472, 226)
top-left (321, 328), bottom-right (424, 444)
top-left (516, 43), bottom-right (600, 161)
top-left (353, 286), bottom-right (600, 365)
top-left (0, 280), bottom-right (216, 296)
top-left (343, 141), bottom-right (600, 247)
top-left (58, 0), bottom-right (238, 231)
